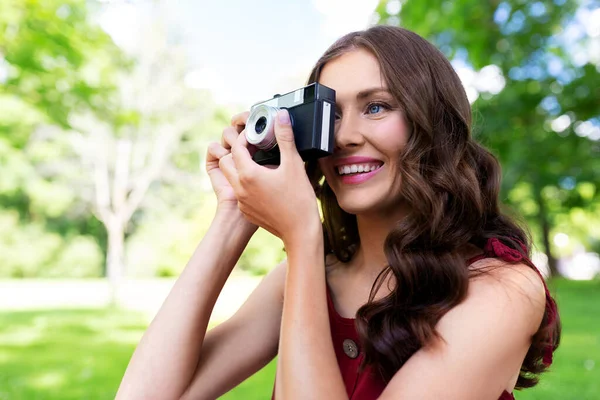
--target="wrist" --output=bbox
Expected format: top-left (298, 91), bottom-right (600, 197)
top-left (213, 210), bottom-right (258, 239)
top-left (283, 219), bottom-right (324, 279)
top-left (215, 204), bottom-right (256, 224)
top-left (282, 216), bottom-right (322, 252)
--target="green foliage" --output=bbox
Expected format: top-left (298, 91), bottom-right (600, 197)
top-left (238, 229), bottom-right (285, 276)
top-left (0, 209), bottom-right (103, 278)
top-left (0, 0), bottom-right (126, 129)
top-left (126, 190), bottom-right (285, 278)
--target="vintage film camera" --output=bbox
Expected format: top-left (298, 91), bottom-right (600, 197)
top-left (244, 83), bottom-right (336, 165)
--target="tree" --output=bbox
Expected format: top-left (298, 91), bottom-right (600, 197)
top-left (0, 0), bottom-right (126, 278)
top-left (63, 14), bottom-right (217, 297)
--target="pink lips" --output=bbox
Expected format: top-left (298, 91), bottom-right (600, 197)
top-left (333, 156), bottom-right (384, 185)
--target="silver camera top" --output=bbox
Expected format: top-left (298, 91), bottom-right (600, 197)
top-left (244, 87), bottom-right (308, 150)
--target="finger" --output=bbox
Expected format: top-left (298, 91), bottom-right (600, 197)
top-left (231, 111), bottom-right (250, 133)
top-left (207, 142), bottom-right (229, 161)
top-left (232, 133), bottom-right (258, 173)
top-left (206, 142), bottom-right (229, 174)
top-left (274, 109), bottom-right (300, 166)
top-left (221, 126), bottom-right (239, 150)
top-left (219, 153), bottom-right (241, 192)
top-left (236, 122), bottom-right (258, 158)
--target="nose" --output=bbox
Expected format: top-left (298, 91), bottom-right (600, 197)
top-left (334, 114), bottom-right (365, 151)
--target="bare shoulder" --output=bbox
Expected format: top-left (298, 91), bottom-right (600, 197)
top-left (379, 258), bottom-right (549, 398)
top-left (464, 258), bottom-right (547, 334)
top-left (469, 258), bottom-right (546, 304)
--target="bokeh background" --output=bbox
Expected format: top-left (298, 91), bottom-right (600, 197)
top-left (0, 0), bottom-right (598, 399)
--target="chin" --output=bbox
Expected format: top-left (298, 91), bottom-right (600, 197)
top-left (336, 194), bottom-right (387, 216)
top-left (335, 190), bottom-right (408, 218)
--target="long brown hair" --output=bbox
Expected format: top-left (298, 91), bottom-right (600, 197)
top-left (305, 26), bottom-right (560, 389)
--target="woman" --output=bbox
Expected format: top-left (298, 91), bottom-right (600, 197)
top-left (116, 26), bottom-right (560, 400)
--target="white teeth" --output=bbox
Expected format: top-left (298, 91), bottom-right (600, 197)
top-left (337, 163), bottom-right (382, 175)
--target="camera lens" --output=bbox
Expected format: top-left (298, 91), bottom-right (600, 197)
top-left (245, 104), bottom-right (278, 150)
top-left (255, 117), bottom-right (267, 134)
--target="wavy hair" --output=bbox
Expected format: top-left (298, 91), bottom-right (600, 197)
top-left (304, 26), bottom-right (560, 389)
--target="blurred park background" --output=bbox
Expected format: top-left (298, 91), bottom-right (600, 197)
top-left (0, 0), bottom-right (599, 399)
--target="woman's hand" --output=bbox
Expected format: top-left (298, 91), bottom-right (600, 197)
top-left (206, 112), bottom-right (258, 231)
top-left (205, 112), bottom-right (248, 208)
top-left (219, 110), bottom-right (321, 245)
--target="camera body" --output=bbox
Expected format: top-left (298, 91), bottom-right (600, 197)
top-left (245, 83), bottom-right (336, 165)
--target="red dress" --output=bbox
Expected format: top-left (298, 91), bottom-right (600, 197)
top-left (272, 238), bottom-right (558, 399)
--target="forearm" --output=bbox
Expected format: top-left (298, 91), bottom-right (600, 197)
top-left (116, 212), bottom-right (255, 400)
top-left (276, 222), bottom-right (348, 400)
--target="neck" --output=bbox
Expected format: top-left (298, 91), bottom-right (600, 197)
top-left (352, 205), bottom-right (409, 276)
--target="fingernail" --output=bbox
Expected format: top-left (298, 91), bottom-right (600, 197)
top-left (278, 110), bottom-right (290, 125)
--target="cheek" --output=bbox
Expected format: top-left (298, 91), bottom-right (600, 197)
top-left (370, 116), bottom-right (409, 151)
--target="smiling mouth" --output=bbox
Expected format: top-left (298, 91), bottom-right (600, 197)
top-left (336, 162), bottom-right (384, 176)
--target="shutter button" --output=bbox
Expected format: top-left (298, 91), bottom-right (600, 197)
top-left (343, 339), bottom-right (359, 359)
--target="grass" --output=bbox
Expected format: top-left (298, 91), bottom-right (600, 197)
top-left (0, 308), bottom-right (150, 400)
top-left (515, 278), bottom-right (600, 400)
top-left (0, 279), bottom-right (597, 399)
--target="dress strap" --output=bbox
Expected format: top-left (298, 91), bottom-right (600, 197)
top-left (482, 238), bottom-right (558, 366)
top-left (466, 253), bottom-right (487, 265)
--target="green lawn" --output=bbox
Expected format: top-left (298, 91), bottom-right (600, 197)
top-left (0, 279), bottom-right (597, 399)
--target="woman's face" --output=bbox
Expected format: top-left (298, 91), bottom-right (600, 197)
top-left (317, 48), bottom-right (410, 216)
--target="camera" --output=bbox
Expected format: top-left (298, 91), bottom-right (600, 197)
top-left (244, 83), bottom-right (336, 165)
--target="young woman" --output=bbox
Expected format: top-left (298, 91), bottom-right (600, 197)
top-left (116, 26), bottom-right (560, 400)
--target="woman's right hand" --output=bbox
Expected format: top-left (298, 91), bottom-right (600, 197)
top-left (206, 112), bottom-right (255, 218)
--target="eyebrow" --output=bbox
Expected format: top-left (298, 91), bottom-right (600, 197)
top-left (334, 87), bottom-right (393, 110)
top-left (356, 87), bottom-right (392, 99)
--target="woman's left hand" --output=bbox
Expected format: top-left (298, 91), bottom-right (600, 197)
top-left (219, 109), bottom-right (321, 245)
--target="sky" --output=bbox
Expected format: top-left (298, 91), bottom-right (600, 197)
top-left (98, 0), bottom-right (379, 108)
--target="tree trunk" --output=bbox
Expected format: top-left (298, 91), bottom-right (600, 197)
top-left (536, 190), bottom-right (559, 277)
top-left (106, 218), bottom-right (125, 306)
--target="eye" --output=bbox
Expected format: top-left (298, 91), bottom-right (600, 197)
top-left (366, 102), bottom-right (389, 115)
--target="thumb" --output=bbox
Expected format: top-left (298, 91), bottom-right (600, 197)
top-left (275, 109), bottom-right (299, 163)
